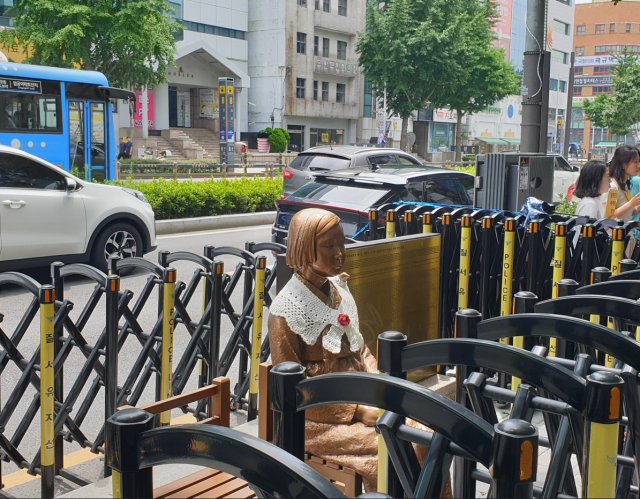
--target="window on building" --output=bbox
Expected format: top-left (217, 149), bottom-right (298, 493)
top-left (610, 23), bottom-right (616, 33)
top-left (559, 80), bottom-right (567, 92)
top-left (556, 0), bottom-right (570, 4)
top-left (297, 0), bottom-right (306, 5)
top-left (596, 24), bottom-right (604, 34)
top-left (322, 38), bottom-right (330, 57)
top-left (337, 41), bottom-right (347, 60)
top-left (363, 78), bottom-right (372, 117)
top-left (322, 81), bottom-right (329, 101)
top-left (297, 33), bottom-right (306, 54)
top-left (573, 87), bottom-right (582, 96)
top-left (551, 50), bottom-right (568, 64)
top-left (577, 25), bottom-right (585, 35)
top-left (296, 78), bottom-right (306, 98)
top-left (575, 66), bottom-right (584, 75)
top-left (314, 36), bottom-right (319, 56)
top-left (593, 86), bottom-right (612, 95)
top-left (627, 23), bottom-right (632, 33)
top-left (550, 78), bottom-right (558, 91)
top-left (323, 0), bottom-right (330, 12)
top-left (338, 0), bottom-right (347, 16)
top-left (336, 83), bottom-right (346, 103)
top-left (181, 21), bottom-right (246, 40)
top-left (315, 0), bottom-right (320, 9)
top-left (313, 81), bottom-right (318, 100)
top-left (594, 66), bottom-right (612, 75)
top-left (553, 20), bottom-right (570, 35)
top-left (575, 46), bottom-right (584, 56)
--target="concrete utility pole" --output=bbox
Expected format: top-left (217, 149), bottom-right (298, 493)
top-left (142, 87), bottom-right (149, 140)
top-left (521, 0), bottom-right (547, 153)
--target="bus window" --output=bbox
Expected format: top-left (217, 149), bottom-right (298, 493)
top-left (90, 103), bottom-right (106, 168)
top-left (0, 80), bottom-right (62, 133)
top-left (68, 101), bottom-right (85, 171)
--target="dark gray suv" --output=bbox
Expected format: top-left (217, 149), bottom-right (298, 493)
top-left (281, 146), bottom-right (422, 197)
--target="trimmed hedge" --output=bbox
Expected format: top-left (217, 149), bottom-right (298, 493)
top-left (109, 177), bottom-right (283, 220)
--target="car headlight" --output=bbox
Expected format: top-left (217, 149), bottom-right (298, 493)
top-left (122, 187), bottom-right (149, 204)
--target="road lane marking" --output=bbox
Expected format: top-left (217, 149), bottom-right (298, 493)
top-left (3, 414), bottom-right (198, 489)
top-left (157, 224), bottom-right (272, 239)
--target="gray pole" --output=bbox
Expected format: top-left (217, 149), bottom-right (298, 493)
top-left (521, 0), bottom-right (546, 153)
top-left (564, 52), bottom-right (576, 158)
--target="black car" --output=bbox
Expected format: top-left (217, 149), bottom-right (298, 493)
top-left (272, 166), bottom-right (474, 244)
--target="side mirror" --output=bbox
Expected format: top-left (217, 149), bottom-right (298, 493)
top-left (65, 177), bottom-right (77, 192)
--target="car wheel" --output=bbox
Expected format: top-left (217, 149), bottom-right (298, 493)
top-left (91, 223), bottom-right (142, 273)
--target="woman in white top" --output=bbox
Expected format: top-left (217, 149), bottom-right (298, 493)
top-left (573, 160), bottom-right (610, 220)
top-left (608, 145), bottom-right (640, 221)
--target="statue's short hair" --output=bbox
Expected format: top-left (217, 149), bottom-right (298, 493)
top-left (286, 208), bottom-right (341, 269)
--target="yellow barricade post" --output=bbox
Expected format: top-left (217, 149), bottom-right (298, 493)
top-left (582, 372), bottom-right (624, 498)
top-left (248, 256), bottom-right (266, 421)
top-left (404, 211), bottom-right (413, 237)
top-left (611, 226), bottom-right (624, 276)
top-left (160, 268), bottom-right (176, 426)
top-left (589, 268), bottom-right (611, 366)
top-left (40, 285), bottom-right (55, 499)
top-left (422, 212), bottom-right (433, 233)
top-left (458, 215), bottom-right (472, 311)
top-left (500, 219), bottom-right (516, 346)
top-left (550, 223), bottom-right (567, 357)
top-left (368, 209), bottom-right (378, 241)
top-left (511, 292), bottom-right (538, 394)
top-left (385, 210), bottom-right (395, 239)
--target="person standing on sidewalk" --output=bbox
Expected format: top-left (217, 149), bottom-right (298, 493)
top-left (125, 137), bottom-right (133, 159)
top-left (117, 138), bottom-right (127, 159)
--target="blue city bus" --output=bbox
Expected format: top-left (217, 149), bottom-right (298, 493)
top-left (0, 62), bottom-right (133, 181)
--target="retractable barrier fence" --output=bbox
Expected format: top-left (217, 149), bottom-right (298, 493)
top-left (0, 242), bottom-right (283, 498)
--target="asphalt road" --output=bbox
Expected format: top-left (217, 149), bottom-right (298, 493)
top-left (1, 224), bottom-right (274, 497)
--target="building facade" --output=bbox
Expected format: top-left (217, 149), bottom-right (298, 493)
top-left (570, 0), bottom-right (640, 153)
top-left (247, 0), bottom-right (365, 152)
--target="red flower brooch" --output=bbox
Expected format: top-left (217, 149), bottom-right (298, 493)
top-left (338, 314), bottom-right (351, 326)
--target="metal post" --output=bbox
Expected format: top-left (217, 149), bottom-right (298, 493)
top-left (458, 215), bottom-right (472, 311)
top-left (270, 362), bottom-right (306, 460)
top-left (619, 258), bottom-right (637, 274)
top-left (368, 209), bottom-right (378, 241)
top-left (557, 278), bottom-right (579, 297)
top-left (479, 216), bottom-right (493, 318)
top-left (422, 212), bottom-right (433, 234)
top-left (201, 246), bottom-right (215, 389)
top-left (581, 225), bottom-right (596, 286)
top-left (50, 263), bottom-right (64, 475)
top-left (40, 285), bottom-right (55, 499)
top-left (160, 268), bottom-right (176, 426)
top-left (438, 213), bottom-right (453, 341)
top-left (172, 162), bottom-right (177, 182)
top-left (564, 52), bottom-right (576, 158)
top-left (582, 372), bottom-right (624, 498)
top-left (611, 225), bottom-right (624, 275)
top-left (208, 262), bottom-right (224, 416)
top-left (511, 292), bottom-right (538, 393)
top-left (106, 408), bottom-right (154, 499)
top-left (248, 256), bottom-right (266, 421)
top-left (385, 210), bottom-right (395, 239)
top-left (491, 419), bottom-right (538, 498)
top-left (222, 162), bottom-right (227, 178)
top-left (104, 274), bottom-right (120, 477)
top-left (550, 223), bottom-right (568, 357)
top-left (376, 331), bottom-right (407, 498)
top-left (526, 220), bottom-right (541, 294)
top-left (500, 219), bottom-right (516, 345)
top-left (454, 309), bottom-right (482, 499)
top-left (403, 211), bottom-right (414, 236)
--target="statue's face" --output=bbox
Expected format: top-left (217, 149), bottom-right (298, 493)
top-left (309, 224), bottom-right (346, 278)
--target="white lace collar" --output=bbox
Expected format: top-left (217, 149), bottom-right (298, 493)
top-left (269, 274), bottom-right (364, 354)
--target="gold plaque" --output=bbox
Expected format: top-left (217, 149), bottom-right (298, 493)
top-left (342, 233), bottom-right (441, 381)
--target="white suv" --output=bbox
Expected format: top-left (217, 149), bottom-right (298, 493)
top-left (0, 146), bottom-right (156, 272)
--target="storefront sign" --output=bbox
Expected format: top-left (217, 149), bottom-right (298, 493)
top-left (336, 130), bottom-right (344, 134)
top-left (314, 58), bottom-right (360, 78)
top-left (219, 77), bottom-right (235, 164)
top-left (573, 75), bottom-right (614, 86)
top-left (574, 55), bottom-right (640, 67)
top-left (199, 88), bottom-right (219, 118)
top-left (321, 133), bottom-right (329, 142)
top-left (134, 89), bottom-right (155, 129)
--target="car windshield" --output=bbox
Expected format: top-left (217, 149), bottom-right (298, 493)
top-left (291, 182), bottom-right (390, 206)
top-left (289, 154), bottom-right (351, 171)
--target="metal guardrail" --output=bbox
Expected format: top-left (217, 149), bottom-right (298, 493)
top-left (115, 161), bottom-right (283, 181)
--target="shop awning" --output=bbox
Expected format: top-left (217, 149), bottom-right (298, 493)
top-left (501, 138), bottom-right (521, 145)
top-left (595, 141), bottom-right (618, 147)
top-left (477, 138), bottom-right (507, 145)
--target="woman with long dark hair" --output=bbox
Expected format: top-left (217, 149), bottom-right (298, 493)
top-left (608, 145), bottom-right (640, 221)
top-left (573, 160), bottom-right (610, 219)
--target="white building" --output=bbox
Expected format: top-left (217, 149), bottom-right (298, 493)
top-left (247, 0), bottom-right (365, 152)
top-left (114, 0), bottom-right (250, 159)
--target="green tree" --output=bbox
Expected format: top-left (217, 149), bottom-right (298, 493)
top-left (431, 0), bottom-right (520, 162)
top-left (0, 0), bottom-right (181, 90)
top-left (356, 0), bottom-right (467, 151)
top-left (583, 48), bottom-right (640, 144)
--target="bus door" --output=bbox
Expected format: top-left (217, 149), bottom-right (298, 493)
top-left (68, 100), bottom-right (109, 182)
